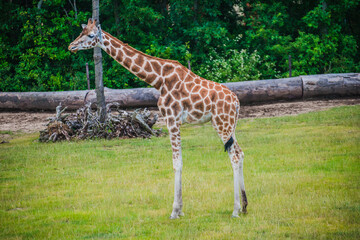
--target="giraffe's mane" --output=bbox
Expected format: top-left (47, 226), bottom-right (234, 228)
top-left (103, 30), bottom-right (183, 66)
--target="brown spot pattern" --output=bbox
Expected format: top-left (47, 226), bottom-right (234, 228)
top-left (160, 108), bottom-right (166, 116)
top-left (194, 101), bottom-right (204, 112)
top-left (110, 46), bottom-right (116, 56)
top-left (186, 82), bottom-right (195, 92)
top-left (218, 92), bottom-right (225, 99)
top-left (201, 80), bottom-right (209, 88)
top-left (116, 50), bottom-right (123, 62)
top-left (144, 62), bottom-right (152, 72)
top-left (192, 110), bottom-right (203, 119)
top-left (163, 64), bottom-right (174, 76)
top-left (224, 103), bottom-right (230, 113)
top-left (192, 85), bottom-right (201, 93)
top-left (111, 40), bottom-right (120, 48)
top-left (152, 61), bottom-right (162, 75)
top-left (215, 85), bottom-right (222, 91)
top-left (153, 78), bottom-right (163, 89)
top-left (137, 71), bottom-right (147, 79)
top-left (146, 74), bottom-right (157, 84)
top-left (204, 97), bottom-right (210, 105)
top-left (135, 55), bottom-right (144, 67)
top-left (164, 94), bottom-right (173, 106)
top-left (172, 91), bottom-right (181, 100)
top-left (167, 118), bottom-right (175, 126)
top-left (191, 94), bottom-right (201, 103)
top-left (176, 68), bottom-right (186, 80)
top-left (131, 65), bottom-right (140, 72)
top-left (200, 89), bottom-right (208, 98)
top-left (172, 101), bottom-right (181, 117)
top-left (210, 91), bottom-right (218, 102)
top-left (123, 58), bottom-right (132, 69)
top-left (225, 95), bottom-right (232, 103)
top-left (123, 47), bottom-right (135, 57)
top-left (182, 98), bottom-right (191, 111)
top-left (165, 75), bottom-right (178, 90)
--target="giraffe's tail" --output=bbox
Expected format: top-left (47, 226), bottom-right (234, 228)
top-left (235, 99), bottom-right (241, 121)
top-left (224, 136), bottom-right (234, 152)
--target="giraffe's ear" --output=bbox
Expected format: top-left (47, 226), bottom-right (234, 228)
top-left (81, 24), bottom-right (87, 29)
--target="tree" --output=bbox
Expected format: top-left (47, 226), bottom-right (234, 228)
top-left (92, 0), bottom-right (106, 123)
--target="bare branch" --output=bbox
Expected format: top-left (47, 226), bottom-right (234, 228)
top-left (39, 103), bottom-right (163, 142)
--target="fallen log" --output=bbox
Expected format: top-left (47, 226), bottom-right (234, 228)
top-left (302, 73), bottom-right (360, 98)
top-left (225, 77), bottom-right (303, 103)
top-left (0, 90), bottom-right (88, 111)
top-left (85, 87), bottom-right (159, 108)
top-left (0, 73), bottom-right (359, 110)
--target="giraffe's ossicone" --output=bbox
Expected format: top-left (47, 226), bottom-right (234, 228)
top-left (69, 18), bottom-right (248, 218)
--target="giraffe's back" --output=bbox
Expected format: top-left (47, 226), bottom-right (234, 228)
top-left (177, 74), bottom-right (239, 127)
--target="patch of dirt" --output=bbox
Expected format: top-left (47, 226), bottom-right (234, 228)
top-left (0, 112), bottom-right (54, 134)
top-left (0, 98), bottom-right (359, 138)
top-left (239, 98), bottom-right (360, 119)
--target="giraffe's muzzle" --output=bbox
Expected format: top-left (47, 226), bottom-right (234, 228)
top-left (68, 44), bottom-right (78, 53)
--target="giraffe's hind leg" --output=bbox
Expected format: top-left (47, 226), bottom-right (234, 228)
top-left (212, 113), bottom-right (247, 217)
top-left (227, 140), bottom-right (247, 217)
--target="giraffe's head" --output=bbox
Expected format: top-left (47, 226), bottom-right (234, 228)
top-left (68, 18), bottom-right (103, 53)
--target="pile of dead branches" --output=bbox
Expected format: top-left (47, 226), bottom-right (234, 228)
top-left (39, 103), bottom-right (163, 142)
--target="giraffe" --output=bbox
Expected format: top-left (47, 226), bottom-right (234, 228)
top-left (68, 18), bottom-right (248, 219)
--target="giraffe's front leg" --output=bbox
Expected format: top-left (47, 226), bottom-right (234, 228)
top-left (168, 121), bottom-right (184, 219)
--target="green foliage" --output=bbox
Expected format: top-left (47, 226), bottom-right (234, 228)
top-left (288, 1), bottom-right (360, 75)
top-left (198, 49), bottom-right (279, 82)
top-left (0, 0), bottom-right (359, 92)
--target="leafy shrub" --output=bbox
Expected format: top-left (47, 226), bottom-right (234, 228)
top-left (197, 49), bottom-right (280, 82)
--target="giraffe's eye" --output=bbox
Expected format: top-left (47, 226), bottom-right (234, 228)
top-left (88, 34), bottom-right (95, 38)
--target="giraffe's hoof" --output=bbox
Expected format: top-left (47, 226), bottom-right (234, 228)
top-left (231, 209), bottom-right (240, 218)
top-left (241, 205), bottom-right (248, 214)
top-left (169, 210), bottom-right (184, 219)
top-left (169, 214), bottom-right (180, 220)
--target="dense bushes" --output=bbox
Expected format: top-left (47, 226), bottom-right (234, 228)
top-left (1, 0), bottom-right (359, 92)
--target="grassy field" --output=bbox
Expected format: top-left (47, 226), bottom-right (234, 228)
top-left (0, 106), bottom-right (359, 239)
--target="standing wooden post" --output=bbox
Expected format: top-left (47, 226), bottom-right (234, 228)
top-left (188, 60), bottom-right (191, 71)
top-left (85, 63), bottom-right (90, 90)
top-left (289, 55), bottom-right (292, 78)
top-left (92, 0), bottom-right (106, 122)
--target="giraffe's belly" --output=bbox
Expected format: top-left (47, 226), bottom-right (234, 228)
top-left (181, 110), bottom-right (212, 124)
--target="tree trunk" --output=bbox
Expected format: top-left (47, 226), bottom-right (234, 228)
top-left (113, 0), bottom-right (121, 36)
top-left (92, 0), bottom-right (106, 122)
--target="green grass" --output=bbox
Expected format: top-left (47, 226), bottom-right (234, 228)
top-left (0, 130), bottom-right (13, 135)
top-left (1, 106), bottom-right (359, 239)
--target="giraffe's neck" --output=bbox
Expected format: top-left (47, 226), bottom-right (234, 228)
top-left (100, 30), bottom-right (185, 90)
